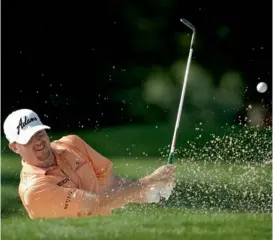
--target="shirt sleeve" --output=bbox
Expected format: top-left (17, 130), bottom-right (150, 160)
top-left (60, 135), bottom-right (113, 180)
top-left (81, 139), bottom-right (113, 180)
top-left (23, 178), bottom-right (85, 219)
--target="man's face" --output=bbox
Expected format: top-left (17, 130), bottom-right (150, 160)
top-left (10, 130), bottom-right (52, 162)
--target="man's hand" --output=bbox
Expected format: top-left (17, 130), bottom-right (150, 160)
top-left (159, 185), bottom-right (175, 200)
top-left (140, 164), bottom-right (175, 188)
top-left (138, 164), bottom-right (175, 203)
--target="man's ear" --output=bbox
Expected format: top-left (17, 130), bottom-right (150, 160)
top-left (8, 143), bottom-right (20, 154)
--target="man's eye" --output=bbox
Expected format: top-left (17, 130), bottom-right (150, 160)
top-left (38, 131), bottom-right (44, 136)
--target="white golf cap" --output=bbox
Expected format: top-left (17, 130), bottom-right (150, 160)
top-left (3, 109), bottom-right (51, 144)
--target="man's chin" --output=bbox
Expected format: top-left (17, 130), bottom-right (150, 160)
top-left (36, 150), bottom-right (51, 161)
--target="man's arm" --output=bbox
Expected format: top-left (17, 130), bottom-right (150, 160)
top-left (81, 177), bottom-right (148, 215)
top-left (98, 171), bottom-right (136, 191)
top-left (24, 177), bottom-right (148, 219)
top-left (23, 164), bottom-right (174, 219)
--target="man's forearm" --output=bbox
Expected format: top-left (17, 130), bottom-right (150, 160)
top-left (100, 173), bottom-right (136, 190)
top-left (98, 177), bottom-right (146, 209)
top-left (105, 174), bottom-right (137, 191)
top-left (80, 177), bottom-right (147, 216)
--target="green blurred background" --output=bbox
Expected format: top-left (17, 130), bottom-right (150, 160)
top-left (2, 1), bottom-right (272, 134)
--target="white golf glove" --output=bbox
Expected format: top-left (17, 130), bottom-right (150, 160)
top-left (146, 184), bottom-right (175, 203)
top-left (146, 186), bottom-right (161, 203)
top-left (159, 186), bottom-right (174, 200)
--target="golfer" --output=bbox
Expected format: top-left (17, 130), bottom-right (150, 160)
top-left (3, 109), bottom-right (175, 219)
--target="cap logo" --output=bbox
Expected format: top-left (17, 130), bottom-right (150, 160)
top-left (17, 116), bottom-right (38, 135)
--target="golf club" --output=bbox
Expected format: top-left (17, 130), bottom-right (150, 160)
top-left (158, 18), bottom-right (196, 205)
top-left (167, 18), bottom-right (196, 165)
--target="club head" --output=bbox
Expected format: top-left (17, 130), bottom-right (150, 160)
top-left (180, 18), bottom-right (195, 32)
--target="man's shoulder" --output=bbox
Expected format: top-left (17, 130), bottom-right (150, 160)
top-left (56, 134), bottom-right (82, 143)
top-left (52, 134), bottom-right (88, 153)
top-left (52, 134), bottom-right (84, 147)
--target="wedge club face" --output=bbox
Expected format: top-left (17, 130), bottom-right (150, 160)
top-left (180, 18), bottom-right (196, 32)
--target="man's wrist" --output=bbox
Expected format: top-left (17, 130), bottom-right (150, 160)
top-left (138, 176), bottom-right (150, 187)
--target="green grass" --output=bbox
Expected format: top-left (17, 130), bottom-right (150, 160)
top-left (1, 124), bottom-right (272, 239)
top-left (2, 208), bottom-right (271, 240)
top-left (1, 155), bottom-right (272, 239)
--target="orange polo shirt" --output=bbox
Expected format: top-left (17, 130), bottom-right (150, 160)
top-left (18, 135), bottom-right (113, 219)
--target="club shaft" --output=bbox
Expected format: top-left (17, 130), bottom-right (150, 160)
top-left (167, 32), bottom-right (195, 164)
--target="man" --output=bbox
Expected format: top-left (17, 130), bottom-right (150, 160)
top-left (3, 109), bottom-right (175, 219)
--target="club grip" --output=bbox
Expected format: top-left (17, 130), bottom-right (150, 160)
top-left (167, 152), bottom-right (175, 164)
